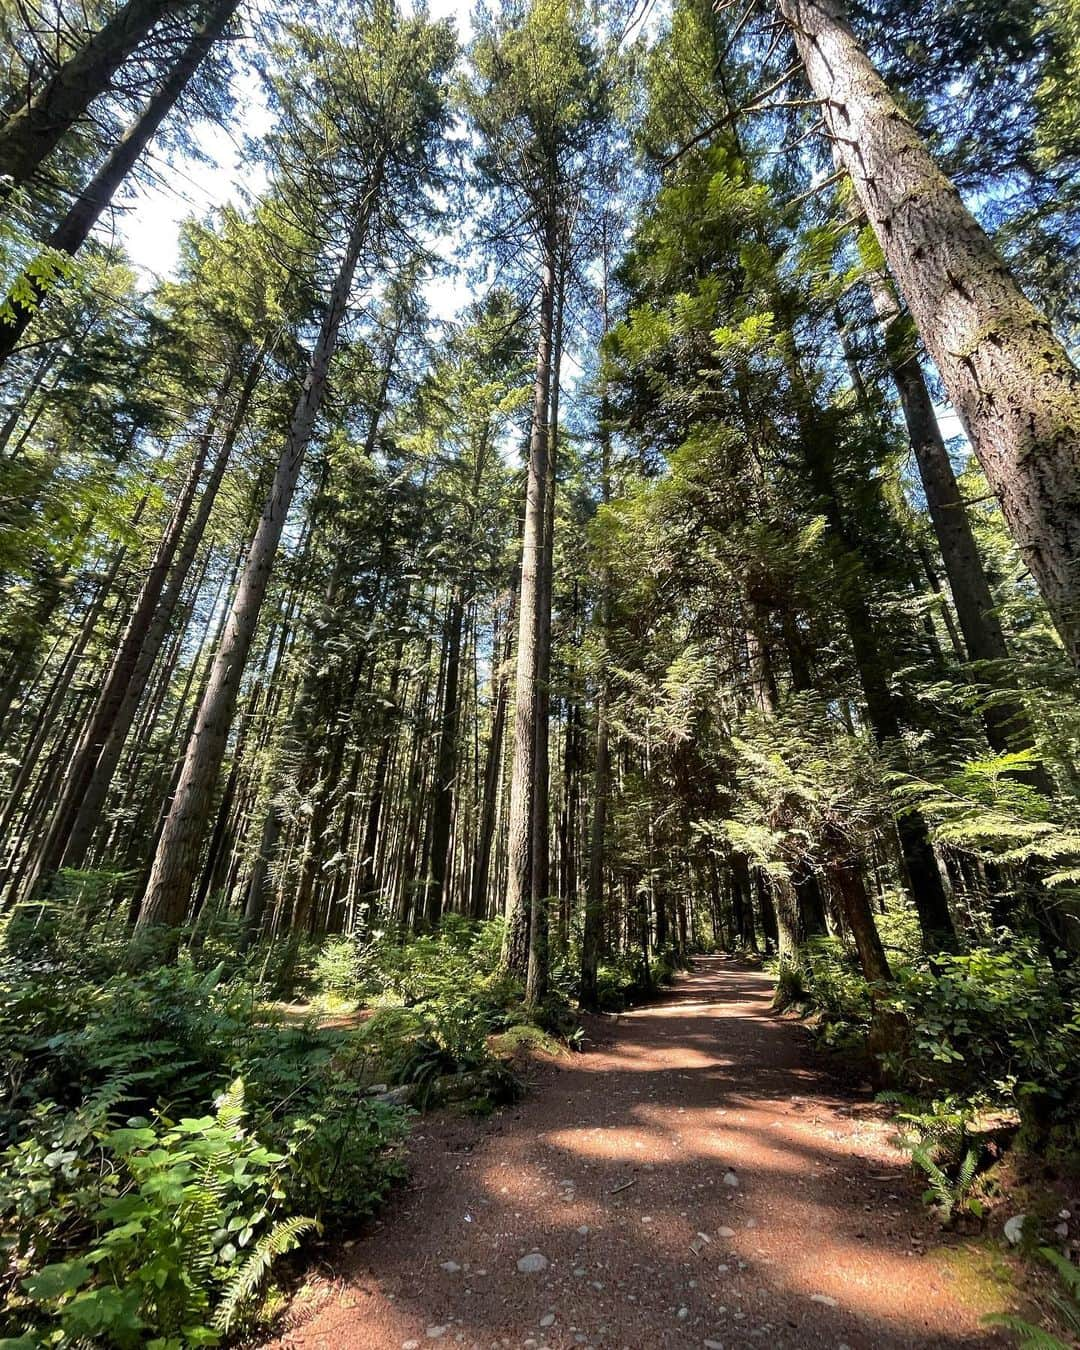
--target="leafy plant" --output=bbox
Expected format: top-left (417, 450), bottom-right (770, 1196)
top-left (985, 1246), bottom-right (1080, 1348)
top-left (1, 1081), bottom-right (315, 1347)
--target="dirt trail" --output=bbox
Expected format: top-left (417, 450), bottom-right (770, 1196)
top-left (268, 957), bottom-right (1007, 1349)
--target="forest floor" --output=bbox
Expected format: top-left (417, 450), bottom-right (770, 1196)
top-left (264, 957), bottom-right (1019, 1349)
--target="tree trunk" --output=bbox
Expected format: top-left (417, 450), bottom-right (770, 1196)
top-left (0, 0), bottom-right (238, 367)
top-left (823, 837), bottom-right (892, 987)
top-left (783, 326), bottom-right (958, 950)
top-left (866, 271), bottom-right (1052, 768)
top-left (23, 357), bottom-right (242, 897)
top-left (526, 271), bottom-right (564, 1006)
top-left (471, 589), bottom-right (514, 919)
top-left (0, 0), bottom-right (192, 194)
top-left (425, 588), bottom-right (464, 925)
top-left (779, 0), bottom-right (1080, 665)
top-left (68, 351), bottom-right (262, 873)
top-left (136, 201), bottom-right (373, 933)
top-left (502, 219), bottom-right (556, 977)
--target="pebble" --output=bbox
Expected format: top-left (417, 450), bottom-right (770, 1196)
top-left (677, 1307), bottom-right (689, 1320)
top-left (427, 1327), bottom-right (449, 1340)
top-left (441, 1261), bottom-right (462, 1274)
top-left (717, 1227), bottom-right (736, 1239)
top-left (517, 1253), bottom-right (549, 1274)
top-left (1004, 1215), bottom-right (1027, 1245)
top-left (723, 1172), bottom-right (739, 1188)
top-left (810, 1294), bottom-right (838, 1308)
top-left (704, 1341), bottom-right (724, 1349)
top-left (540, 1314), bottom-right (556, 1328)
top-left (577, 1225), bottom-right (590, 1235)
top-left (403, 1342), bottom-right (419, 1349)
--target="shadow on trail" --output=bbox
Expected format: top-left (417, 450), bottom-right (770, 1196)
top-left (267, 956), bottom-right (1007, 1350)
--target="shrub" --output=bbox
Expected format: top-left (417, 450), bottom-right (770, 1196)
top-left (0, 1082), bottom-right (313, 1347)
top-left (0, 937), bottom-right (411, 1347)
top-left (881, 945), bottom-right (1080, 1134)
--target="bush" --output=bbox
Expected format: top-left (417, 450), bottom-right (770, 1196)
top-left (881, 945), bottom-right (1080, 1136)
top-left (0, 1082), bottom-right (314, 1347)
top-left (0, 937), bottom-right (409, 1347)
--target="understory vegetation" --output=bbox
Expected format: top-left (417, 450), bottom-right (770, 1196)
top-left (0, 907), bottom-right (666, 1346)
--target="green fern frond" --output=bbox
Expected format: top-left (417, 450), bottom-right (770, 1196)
top-left (214, 1215), bottom-right (317, 1332)
top-left (1040, 1246), bottom-right (1080, 1298)
top-left (983, 1313), bottom-right (1071, 1349)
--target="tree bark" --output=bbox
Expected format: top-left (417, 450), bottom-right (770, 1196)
top-left (865, 270), bottom-right (1053, 773)
top-left (779, 0), bottom-right (1080, 665)
top-left (502, 219), bottom-right (556, 977)
top-left (23, 357), bottom-right (242, 897)
top-left (68, 350), bottom-right (262, 873)
top-left (471, 588), bottom-right (514, 919)
top-left (526, 271), bottom-right (564, 1006)
top-left (425, 588), bottom-right (464, 925)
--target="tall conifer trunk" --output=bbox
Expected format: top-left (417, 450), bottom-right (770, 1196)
top-left (0, 0), bottom-right (192, 194)
top-left (471, 586), bottom-right (515, 919)
top-left (63, 350), bottom-right (264, 874)
top-left (778, 0), bottom-right (1080, 665)
top-left (137, 199), bottom-right (375, 932)
top-left (0, 0), bottom-right (239, 368)
top-left (526, 273), bottom-right (564, 1005)
top-left (502, 218), bottom-right (556, 977)
top-left (23, 360), bottom-right (241, 898)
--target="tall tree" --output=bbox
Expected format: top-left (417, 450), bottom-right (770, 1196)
top-left (777, 0), bottom-right (1080, 667)
top-left (0, 0), bottom-right (197, 194)
top-left (0, 0), bottom-right (241, 368)
top-left (136, 2), bottom-right (454, 933)
top-left (464, 0), bottom-right (604, 984)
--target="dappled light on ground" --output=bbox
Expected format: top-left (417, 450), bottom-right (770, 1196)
top-left (265, 958), bottom-right (1007, 1349)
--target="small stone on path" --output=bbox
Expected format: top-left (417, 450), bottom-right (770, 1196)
top-left (517, 1252), bottom-right (549, 1274)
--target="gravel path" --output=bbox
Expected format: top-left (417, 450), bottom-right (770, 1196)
top-left (267, 956), bottom-right (1006, 1349)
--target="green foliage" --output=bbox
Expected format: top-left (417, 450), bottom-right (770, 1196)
top-left (885, 1093), bottom-right (986, 1224)
top-left (881, 947), bottom-right (1080, 1132)
top-left (0, 934), bottom-right (409, 1347)
top-left (986, 1246), bottom-right (1080, 1348)
top-left (798, 938), bottom-right (874, 1047)
top-left (0, 1082), bottom-right (314, 1347)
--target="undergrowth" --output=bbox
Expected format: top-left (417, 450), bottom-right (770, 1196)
top-left (0, 900), bottom-right (664, 1346)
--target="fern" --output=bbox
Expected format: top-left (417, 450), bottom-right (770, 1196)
top-left (214, 1214), bottom-right (317, 1332)
top-left (983, 1246), bottom-right (1080, 1347)
top-left (983, 1315), bottom-right (1072, 1350)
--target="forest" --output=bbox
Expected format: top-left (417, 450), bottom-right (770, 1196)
top-left (1, 0), bottom-right (1080, 1345)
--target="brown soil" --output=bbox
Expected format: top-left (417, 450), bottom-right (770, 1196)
top-left (264, 956), bottom-right (1014, 1349)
